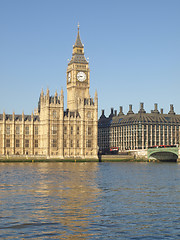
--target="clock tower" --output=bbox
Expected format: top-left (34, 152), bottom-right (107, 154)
top-left (67, 25), bottom-right (90, 111)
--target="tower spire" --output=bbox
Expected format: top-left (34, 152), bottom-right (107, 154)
top-left (74, 23), bottom-right (83, 48)
top-left (68, 24), bottom-right (88, 65)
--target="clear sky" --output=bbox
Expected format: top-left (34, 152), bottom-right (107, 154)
top-left (0, 0), bottom-right (180, 117)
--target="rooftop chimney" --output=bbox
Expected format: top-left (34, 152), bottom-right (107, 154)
top-left (154, 103), bottom-right (158, 111)
top-left (118, 106), bottom-right (124, 115)
top-left (168, 104), bottom-right (175, 115)
top-left (152, 103), bottom-right (159, 114)
top-left (127, 104), bottom-right (134, 115)
top-left (109, 108), bottom-right (114, 118)
top-left (138, 102), bottom-right (146, 114)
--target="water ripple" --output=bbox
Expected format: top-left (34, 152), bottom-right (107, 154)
top-left (0, 162), bottom-right (180, 239)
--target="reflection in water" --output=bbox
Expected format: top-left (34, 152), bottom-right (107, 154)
top-left (0, 163), bottom-right (101, 239)
top-left (1, 162), bottom-right (180, 239)
top-left (36, 163), bottom-right (101, 239)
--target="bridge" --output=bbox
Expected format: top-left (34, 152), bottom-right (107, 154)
top-left (131, 146), bottom-right (180, 162)
top-left (147, 147), bottom-right (179, 161)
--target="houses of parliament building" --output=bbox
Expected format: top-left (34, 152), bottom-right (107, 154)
top-left (1, 27), bottom-right (179, 159)
top-left (0, 27), bottom-right (98, 159)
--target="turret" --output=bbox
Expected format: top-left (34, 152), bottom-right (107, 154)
top-left (46, 87), bottom-right (49, 102)
top-left (31, 111), bottom-right (33, 122)
top-left (94, 90), bottom-right (98, 106)
top-left (22, 111), bottom-right (24, 121)
top-left (3, 111), bottom-right (5, 121)
top-left (41, 88), bottom-right (44, 97)
top-left (60, 88), bottom-right (64, 103)
top-left (54, 90), bottom-right (58, 104)
top-left (13, 112), bottom-right (15, 121)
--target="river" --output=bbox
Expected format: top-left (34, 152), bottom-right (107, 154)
top-left (0, 162), bottom-right (180, 239)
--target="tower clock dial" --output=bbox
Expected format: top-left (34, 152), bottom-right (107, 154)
top-left (77, 71), bottom-right (86, 82)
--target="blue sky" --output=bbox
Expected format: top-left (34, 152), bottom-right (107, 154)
top-left (0, 0), bottom-right (180, 117)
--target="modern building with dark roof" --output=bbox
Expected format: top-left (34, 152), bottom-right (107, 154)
top-left (98, 103), bottom-right (180, 153)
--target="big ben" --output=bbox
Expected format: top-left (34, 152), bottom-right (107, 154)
top-left (0, 26), bottom-right (98, 160)
top-left (67, 25), bottom-right (90, 111)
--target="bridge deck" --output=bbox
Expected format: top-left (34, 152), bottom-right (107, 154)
top-left (147, 147), bottom-right (179, 160)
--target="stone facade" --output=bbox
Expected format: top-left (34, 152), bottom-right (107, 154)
top-left (98, 103), bottom-right (180, 153)
top-left (0, 28), bottom-right (98, 159)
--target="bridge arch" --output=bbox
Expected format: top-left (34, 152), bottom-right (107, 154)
top-left (147, 147), bottom-right (179, 162)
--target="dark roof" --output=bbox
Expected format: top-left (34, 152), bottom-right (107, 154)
top-left (99, 112), bottom-right (180, 127)
top-left (0, 114), bottom-right (40, 122)
top-left (69, 54), bottom-right (88, 64)
top-left (49, 96), bottom-right (60, 104)
top-left (74, 28), bottom-right (83, 48)
top-left (68, 28), bottom-right (88, 65)
top-left (64, 110), bottom-right (81, 118)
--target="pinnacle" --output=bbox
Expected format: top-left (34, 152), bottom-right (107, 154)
top-left (74, 27), bottom-right (83, 48)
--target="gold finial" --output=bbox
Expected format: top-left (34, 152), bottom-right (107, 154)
top-left (78, 22), bottom-right (80, 30)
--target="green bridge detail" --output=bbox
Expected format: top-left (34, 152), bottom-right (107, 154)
top-left (147, 147), bottom-right (179, 161)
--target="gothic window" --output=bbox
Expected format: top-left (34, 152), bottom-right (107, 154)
top-left (51, 139), bottom-right (57, 148)
top-left (71, 126), bottom-right (73, 135)
top-left (87, 111), bottom-right (91, 119)
top-left (64, 139), bottom-right (67, 148)
top-left (64, 126), bottom-right (67, 134)
top-left (87, 127), bottom-right (92, 136)
top-left (53, 110), bottom-right (57, 119)
top-left (6, 139), bottom-right (10, 148)
top-left (70, 140), bottom-right (73, 148)
top-left (77, 140), bottom-right (79, 148)
top-left (77, 126), bottom-right (80, 135)
top-left (16, 139), bottom-right (20, 148)
top-left (25, 126), bottom-right (29, 135)
top-left (34, 140), bottom-right (38, 148)
top-left (16, 126), bottom-right (20, 135)
top-left (34, 126), bottom-right (38, 135)
top-left (86, 139), bottom-right (92, 148)
top-left (25, 139), bottom-right (29, 148)
top-left (52, 125), bottom-right (57, 135)
top-left (6, 125), bottom-right (10, 135)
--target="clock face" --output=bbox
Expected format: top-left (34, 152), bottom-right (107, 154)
top-left (68, 72), bottom-right (71, 82)
top-left (77, 71), bottom-right (86, 82)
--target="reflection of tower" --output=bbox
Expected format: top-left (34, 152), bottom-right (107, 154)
top-left (33, 163), bottom-right (100, 239)
top-left (59, 163), bottom-right (100, 238)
